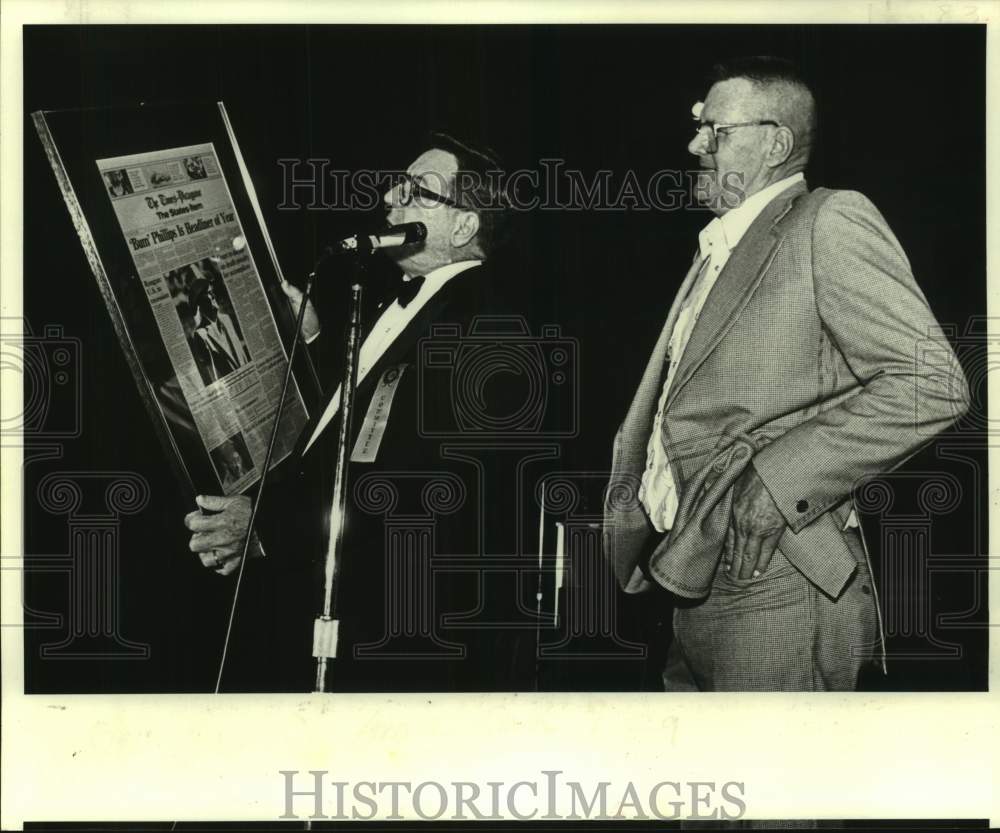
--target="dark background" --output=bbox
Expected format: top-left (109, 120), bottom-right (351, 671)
top-left (21, 24), bottom-right (987, 692)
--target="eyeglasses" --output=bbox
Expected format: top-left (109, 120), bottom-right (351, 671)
top-left (692, 120), bottom-right (780, 153)
top-left (396, 174), bottom-right (464, 209)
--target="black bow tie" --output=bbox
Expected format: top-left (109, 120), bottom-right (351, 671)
top-left (393, 275), bottom-right (426, 308)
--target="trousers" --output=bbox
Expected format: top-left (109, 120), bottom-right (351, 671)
top-left (662, 529), bottom-right (879, 691)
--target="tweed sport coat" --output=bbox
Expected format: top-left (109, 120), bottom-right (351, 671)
top-left (603, 182), bottom-right (970, 601)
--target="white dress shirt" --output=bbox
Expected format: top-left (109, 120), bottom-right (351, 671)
top-left (302, 258), bottom-right (483, 454)
top-left (640, 173), bottom-right (805, 532)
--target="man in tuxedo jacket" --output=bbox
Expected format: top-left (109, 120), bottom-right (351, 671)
top-left (184, 134), bottom-right (534, 691)
top-left (603, 57), bottom-right (970, 691)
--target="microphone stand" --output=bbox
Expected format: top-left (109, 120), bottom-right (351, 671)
top-left (213, 245), bottom-right (367, 696)
top-left (216, 225), bottom-right (421, 694)
top-left (215, 268), bottom-right (316, 693)
top-left (313, 258), bottom-right (365, 693)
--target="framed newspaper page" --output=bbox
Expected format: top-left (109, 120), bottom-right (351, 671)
top-left (31, 101), bottom-right (317, 496)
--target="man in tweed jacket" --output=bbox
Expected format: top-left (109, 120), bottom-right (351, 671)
top-left (603, 57), bottom-right (970, 691)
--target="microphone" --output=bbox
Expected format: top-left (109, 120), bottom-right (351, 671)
top-left (332, 222), bottom-right (427, 257)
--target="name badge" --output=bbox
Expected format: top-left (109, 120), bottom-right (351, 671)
top-left (351, 363), bottom-right (407, 463)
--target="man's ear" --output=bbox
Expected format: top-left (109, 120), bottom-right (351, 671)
top-left (451, 210), bottom-right (480, 248)
top-left (767, 125), bottom-right (795, 168)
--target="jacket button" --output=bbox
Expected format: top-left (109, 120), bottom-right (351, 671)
top-left (796, 499), bottom-right (809, 513)
top-left (861, 584), bottom-right (872, 596)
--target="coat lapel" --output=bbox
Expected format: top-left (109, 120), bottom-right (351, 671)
top-left (666, 183), bottom-right (806, 408)
top-left (605, 251), bottom-right (706, 591)
top-left (356, 276), bottom-right (459, 401)
top-left (296, 266), bottom-right (481, 458)
top-left (618, 250), bottom-right (703, 442)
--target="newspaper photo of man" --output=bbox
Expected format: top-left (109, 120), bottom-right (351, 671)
top-left (210, 433), bottom-right (254, 492)
top-left (103, 168), bottom-right (132, 196)
top-left (184, 156), bottom-right (207, 179)
top-left (166, 258), bottom-right (252, 386)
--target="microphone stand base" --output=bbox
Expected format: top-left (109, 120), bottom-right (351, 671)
top-left (312, 616), bottom-right (340, 693)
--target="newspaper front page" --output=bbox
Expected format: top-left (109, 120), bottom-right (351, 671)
top-left (96, 143), bottom-right (308, 494)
